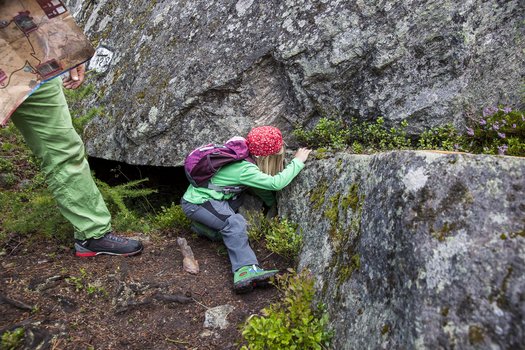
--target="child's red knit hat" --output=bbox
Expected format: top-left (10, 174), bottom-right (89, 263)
top-left (246, 126), bottom-right (284, 156)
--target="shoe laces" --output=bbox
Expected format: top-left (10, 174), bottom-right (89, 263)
top-left (251, 264), bottom-right (263, 272)
top-left (104, 233), bottom-right (126, 242)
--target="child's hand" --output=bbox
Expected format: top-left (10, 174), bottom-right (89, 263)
top-left (294, 148), bottom-right (312, 163)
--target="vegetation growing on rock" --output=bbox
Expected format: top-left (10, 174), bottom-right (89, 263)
top-left (294, 107), bottom-right (525, 157)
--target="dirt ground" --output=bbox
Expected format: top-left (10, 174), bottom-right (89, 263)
top-left (0, 229), bottom-right (288, 349)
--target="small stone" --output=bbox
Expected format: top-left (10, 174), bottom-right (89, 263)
top-left (203, 304), bottom-right (235, 330)
top-left (200, 329), bottom-right (214, 338)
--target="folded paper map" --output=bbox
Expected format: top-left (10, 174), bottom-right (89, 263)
top-left (0, 0), bottom-right (95, 125)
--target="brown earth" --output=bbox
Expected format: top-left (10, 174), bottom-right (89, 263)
top-left (0, 230), bottom-right (287, 349)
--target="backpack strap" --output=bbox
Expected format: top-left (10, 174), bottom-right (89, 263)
top-left (206, 183), bottom-right (246, 194)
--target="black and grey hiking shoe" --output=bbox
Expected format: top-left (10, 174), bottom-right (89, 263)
top-left (75, 233), bottom-right (143, 257)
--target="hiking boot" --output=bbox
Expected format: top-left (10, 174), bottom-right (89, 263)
top-left (191, 221), bottom-right (223, 242)
top-left (233, 265), bottom-right (279, 294)
top-left (75, 233), bottom-right (143, 257)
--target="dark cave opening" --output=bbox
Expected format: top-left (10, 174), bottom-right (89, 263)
top-left (88, 157), bottom-right (189, 209)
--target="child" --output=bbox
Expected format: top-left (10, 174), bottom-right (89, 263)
top-left (180, 126), bottom-right (311, 293)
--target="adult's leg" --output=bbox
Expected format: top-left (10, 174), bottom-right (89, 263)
top-left (181, 199), bottom-right (258, 272)
top-left (10, 78), bottom-right (111, 240)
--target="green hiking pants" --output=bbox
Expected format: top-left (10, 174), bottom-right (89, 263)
top-left (11, 77), bottom-right (111, 240)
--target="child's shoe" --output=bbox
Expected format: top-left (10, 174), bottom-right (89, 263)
top-left (233, 265), bottom-right (279, 293)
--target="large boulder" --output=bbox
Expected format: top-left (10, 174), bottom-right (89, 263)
top-left (279, 150), bottom-right (525, 349)
top-left (64, 0), bottom-right (524, 166)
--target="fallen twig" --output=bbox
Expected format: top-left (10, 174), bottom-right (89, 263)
top-left (191, 297), bottom-right (210, 310)
top-left (165, 337), bottom-right (189, 345)
top-left (114, 300), bottom-right (153, 315)
top-left (115, 292), bottom-right (192, 314)
top-left (154, 293), bottom-right (193, 304)
top-left (260, 251), bottom-right (275, 263)
top-left (7, 241), bottom-right (22, 256)
top-left (50, 338), bottom-right (63, 350)
top-left (0, 292), bottom-right (33, 311)
top-left (29, 275), bottom-right (66, 292)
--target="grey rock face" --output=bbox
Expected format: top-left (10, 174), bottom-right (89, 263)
top-left (278, 151), bottom-right (525, 349)
top-left (64, 0), bottom-right (523, 166)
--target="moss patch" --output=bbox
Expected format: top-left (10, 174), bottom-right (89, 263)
top-left (497, 267), bottom-right (513, 310)
top-left (441, 307), bottom-right (449, 317)
top-left (468, 325), bottom-right (485, 345)
top-left (336, 254), bottom-right (361, 286)
top-left (381, 324), bottom-right (391, 336)
top-left (508, 230), bottom-right (525, 239)
top-left (309, 178), bottom-right (328, 210)
top-left (336, 158), bottom-right (343, 171)
top-left (325, 193), bottom-right (341, 243)
top-left (325, 182), bottom-right (365, 299)
top-left (430, 222), bottom-right (457, 241)
top-left (342, 183), bottom-right (360, 213)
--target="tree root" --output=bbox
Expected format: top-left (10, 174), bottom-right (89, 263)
top-left (0, 291), bottom-right (33, 311)
top-left (114, 292), bottom-right (193, 314)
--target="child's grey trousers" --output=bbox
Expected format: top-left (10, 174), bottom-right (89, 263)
top-left (180, 197), bottom-right (258, 272)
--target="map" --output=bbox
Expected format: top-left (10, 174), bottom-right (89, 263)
top-left (0, 0), bottom-right (95, 125)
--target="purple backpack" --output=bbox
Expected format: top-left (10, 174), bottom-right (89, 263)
top-left (184, 136), bottom-right (253, 193)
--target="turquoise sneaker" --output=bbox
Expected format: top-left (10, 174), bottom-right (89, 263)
top-left (191, 221), bottom-right (223, 242)
top-left (233, 265), bottom-right (279, 294)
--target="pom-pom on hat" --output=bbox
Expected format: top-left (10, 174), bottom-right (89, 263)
top-left (246, 126), bottom-right (284, 156)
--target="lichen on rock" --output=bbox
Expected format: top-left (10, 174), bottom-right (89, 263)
top-left (280, 150), bottom-right (525, 349)
top-left (64, 0), bottom-right (523, 166)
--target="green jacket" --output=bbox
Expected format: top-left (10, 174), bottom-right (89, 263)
top-left (182, 158), bottom-right (305, 206)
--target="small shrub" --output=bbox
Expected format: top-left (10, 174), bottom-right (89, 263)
top-left (245, 211), bottom-right (302, 260)
top-left (154, 203), bottom-right (191, 231)
top-left (294, 109), bottom-right (525, 157)
top-left (418, 124), bottom-right (463, 151)
top-left (72, 106), bottom-right (104, 135)
top-left (1, 327), bottom-right (25, 350)
top-left (507, 136), bottom-right (525, 156)
top-left (66, 268), bottom-right (88, 292)
top-left (466, 106), bottom-right (525, 156)
top-left (351, 141), bottom-right (363, 154)
top-left (64, 82), bottom-right (104, 135)
top-left (0, 173), bottom-right (17, 188)
top-left (348, 117), bottom-right (412, 151)
top-left (63, 81), bottom-right (97, 102)
top-left (0, 158), bottom-right (14, 172)
top-left (1, 190), bottom-right (72, 242)
top-left (295, 117), bottom-right (414, 153)
top-left (0, 125), bottom-right (41, 182)
top-left (241, 269), bottom-right (333, 350)
top-left (95, 178), bottom-right (156, 233)
top-left (245, 210), bottom-right (269, 242)
top-left (1, 142), bottom-right (14, 152)
top-left (66, 268), bottom-right (108, 298)
top-left (293, 118), bottom-right (349, 150)
top-left (265, 217), bottom-right (302, 260)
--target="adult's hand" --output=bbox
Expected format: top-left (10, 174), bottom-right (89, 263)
top-left (294, 147), bottom-right (312, 163)
top-left (63, 63), bottom-right (85, 90)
